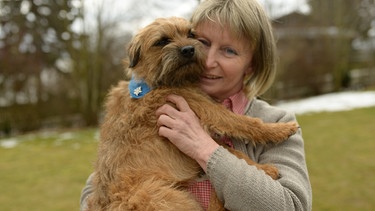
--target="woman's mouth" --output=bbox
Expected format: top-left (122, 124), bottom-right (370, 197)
top-left (201, 74), bottom-right (221, 80)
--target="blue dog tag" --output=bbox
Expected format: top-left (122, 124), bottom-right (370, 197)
top-left (129, 76), bottom-right (151, 99)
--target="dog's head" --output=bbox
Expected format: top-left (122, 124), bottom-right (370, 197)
top-left (125, 17), bottom-right (206, 88)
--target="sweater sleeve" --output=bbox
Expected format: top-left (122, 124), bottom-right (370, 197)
top-left (80, 173), bottom-right (94, 211)
top-left (206, 101), bottom-right (312, 211)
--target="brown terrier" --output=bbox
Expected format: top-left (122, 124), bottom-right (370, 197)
top-left (86, 17), bottom-right (298, 211)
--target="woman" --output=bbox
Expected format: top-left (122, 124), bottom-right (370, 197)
top-left (81, 0), bottom-right (312, 210)
top-left (155, 0), bottom-right (312, 210)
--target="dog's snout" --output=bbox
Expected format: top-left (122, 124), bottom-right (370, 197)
top-left (181, 46), bottom-right (195, 58)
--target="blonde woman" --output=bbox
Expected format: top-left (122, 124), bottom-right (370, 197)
top-left (156, 0), bottom-right (312, 210)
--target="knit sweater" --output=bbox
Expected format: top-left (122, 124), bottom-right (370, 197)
top-left (207, 98), bottom-right (312, 210)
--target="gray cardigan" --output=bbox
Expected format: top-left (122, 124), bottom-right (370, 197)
top-left (207, 98), bottom-right (312, 210)
top-left (80, 98), bottom-right (312, 211)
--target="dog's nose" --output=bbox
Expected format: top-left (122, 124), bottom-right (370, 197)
top-left (181, 46), bottom-right (195, 58)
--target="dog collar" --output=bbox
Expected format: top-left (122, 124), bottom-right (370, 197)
top-left (129, 75), bottom-right (151, 99)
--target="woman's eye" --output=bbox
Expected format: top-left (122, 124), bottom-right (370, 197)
top-left (198, 38), bottom-right (209, 46)
top-left (225, 48), bottom-right (237, 55)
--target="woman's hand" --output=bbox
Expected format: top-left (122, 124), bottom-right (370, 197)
top-left (155, 94), bottom-right (219, 171)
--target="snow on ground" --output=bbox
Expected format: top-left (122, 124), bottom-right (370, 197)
top-left (276, 91), bottom-right (375, 114)
top-left (0, 138), bottom-right (18, 149)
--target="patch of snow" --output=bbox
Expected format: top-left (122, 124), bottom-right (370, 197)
top-left (58, 132), bottom-right (74, 141)
top-left (277, 91), bottom-right (375, 114)
top-left (0, 138), bottom-right (19, 149)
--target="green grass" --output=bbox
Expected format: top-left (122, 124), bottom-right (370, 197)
top-left (298, 107), bottom-right (375, 210)
top-left (0, 107), bottom-right (374, 210)
top-left (0, 128), bottom-right (99, 211)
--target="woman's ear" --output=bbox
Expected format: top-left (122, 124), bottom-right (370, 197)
top-left (245, 64), bottom-right (254, 75)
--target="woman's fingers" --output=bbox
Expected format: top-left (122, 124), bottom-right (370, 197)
top-left (156, 113), bottom-right (171, 127)
top-left (165, 94), bottom-right (191, 112)
top-left (154, 94), bottom-right (219, 169)
top-left (155, 94), bottom-right (192, 119)
top-left (156, 94), bottom-right (194, 140)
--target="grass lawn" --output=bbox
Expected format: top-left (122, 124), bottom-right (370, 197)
top-left (298, 106), bottom-right (375, 210)
top-left (0, 128), bottom-right (99, 211)
top-left (0, 106), bottom-right (374, 210)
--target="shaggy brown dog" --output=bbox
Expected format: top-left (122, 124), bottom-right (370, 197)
top-left (86, 17), bottom-right (298, 211)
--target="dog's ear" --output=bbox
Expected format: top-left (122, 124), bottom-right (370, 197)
top-left (128, 41), bottom-right (141, 68)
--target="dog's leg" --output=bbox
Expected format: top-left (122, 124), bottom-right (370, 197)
top-left (207, 105), bottom-right (297, 145)
top-left (225, 147), bottom-right (279, 179)
top-left (184, 93), bottom-right (298, 145)
top-left (208, 190), bottom-right (226, 211)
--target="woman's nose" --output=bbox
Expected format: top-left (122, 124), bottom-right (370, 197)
top-left (205, 48), bottom-right (218, 68)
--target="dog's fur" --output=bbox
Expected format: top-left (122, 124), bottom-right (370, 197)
top-left (86, 17), bottom-right (298, 211)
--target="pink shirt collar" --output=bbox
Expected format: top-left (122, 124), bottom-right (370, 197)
top-left (221, 90), bottom-right (249, 115)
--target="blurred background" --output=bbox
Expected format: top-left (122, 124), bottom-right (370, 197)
top-left (1, 0), bottom-right (374, 135)
top-left (1, 1), bottom-right (375, 210)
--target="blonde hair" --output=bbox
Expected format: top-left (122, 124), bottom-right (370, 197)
top-left (191, 0), bottom-right (276, 99)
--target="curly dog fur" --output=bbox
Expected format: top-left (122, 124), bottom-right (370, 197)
top-left (86, 17), bottom-right (298, 211)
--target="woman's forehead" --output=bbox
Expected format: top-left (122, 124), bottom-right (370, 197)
top-left (195, 20), bottom-right (253, 48)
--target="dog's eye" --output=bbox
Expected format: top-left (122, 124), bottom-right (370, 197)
top-left (188, 31), bottom-right (196, 39)
top-left (154, 37), bottom-right (170, 47)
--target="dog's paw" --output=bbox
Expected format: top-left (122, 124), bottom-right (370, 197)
top-left (265, 121), bottom-right (299, 142)
top-left (259, 164), bottom-right (280, 180)
top-left (275, 122), bottom-right (299, 136)
top-left (285, 122), bottom-right (299, 137)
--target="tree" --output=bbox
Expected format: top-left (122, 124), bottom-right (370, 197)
top-left (268, 0), bottom-right (375, 100)
top-left (0, 0), bottom-right (82, 132)
top-left (308, 0), bottom-right (363, 90)
top-left (70, 0), bottom-right (130, 126)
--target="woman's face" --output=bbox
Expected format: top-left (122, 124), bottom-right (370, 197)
top-left (195, 21), bottom-right (254, 102)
